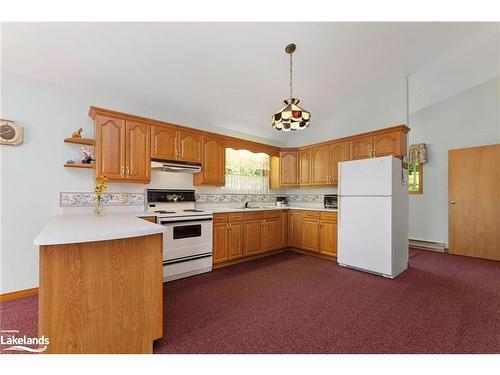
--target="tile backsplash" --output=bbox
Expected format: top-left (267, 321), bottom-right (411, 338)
top-left (60, 192), bottom-right (145, 207)
top-left (60, 191), bottom-right (331, 207)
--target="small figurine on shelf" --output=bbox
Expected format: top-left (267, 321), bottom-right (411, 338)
top-left (72, 128), bottom-right (83, 138)
top-left (94, 175), bottom-right (107, 216)
top-left (81, 146), bottom-right (94, 164)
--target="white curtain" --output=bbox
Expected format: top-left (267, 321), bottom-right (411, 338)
top-left (223, 148), bottom-right (270, 194)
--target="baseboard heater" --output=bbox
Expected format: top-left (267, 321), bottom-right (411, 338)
top-left (409, 239), bottom-right (446, 252)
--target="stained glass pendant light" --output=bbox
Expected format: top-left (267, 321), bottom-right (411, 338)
top-left (272, 43), bottom-right (311, 132)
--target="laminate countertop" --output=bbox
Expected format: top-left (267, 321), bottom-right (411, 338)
top-left (34, 212), bottom-right (166, 246)
top-left (208, 206), bottom-right (338, 213)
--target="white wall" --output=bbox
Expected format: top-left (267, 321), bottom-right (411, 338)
top-left (408, 76), bottom-right (500, 246)
top-left (0, 73), bottom-right (280, 294)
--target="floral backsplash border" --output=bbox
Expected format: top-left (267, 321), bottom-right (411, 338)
top-left (60, 192), bottom-right (145, 207)
top-left (60, 192), bottom-right (324, 207)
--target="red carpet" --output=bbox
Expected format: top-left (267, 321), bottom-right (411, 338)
top-left (1, 249), bottom-right (499, 353)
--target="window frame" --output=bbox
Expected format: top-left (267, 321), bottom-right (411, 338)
top-left (408, 162), bottom-right (423, 195)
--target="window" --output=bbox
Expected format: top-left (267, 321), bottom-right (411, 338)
top-left (224, 148), bottom-right (270, 194)
top-left (408, 162), bottom-right (423, 194)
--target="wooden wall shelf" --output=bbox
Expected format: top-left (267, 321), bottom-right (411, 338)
top-left (64, 137), bottom-right (95, 146)
top-left (64, 163), bottom-right (95, 169)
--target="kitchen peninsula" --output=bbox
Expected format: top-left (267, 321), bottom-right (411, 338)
top-left (34, 213), bottom-right (165, 354)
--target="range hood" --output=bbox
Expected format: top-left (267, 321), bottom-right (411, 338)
top-left (151, 159), bottom-right (202, 173)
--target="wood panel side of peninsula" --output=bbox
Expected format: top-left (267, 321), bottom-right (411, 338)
top-left (38, 233), bottom-right (163, 354)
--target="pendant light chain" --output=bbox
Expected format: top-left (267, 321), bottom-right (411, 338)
top-left (289, 52), bottom-right (293, 99)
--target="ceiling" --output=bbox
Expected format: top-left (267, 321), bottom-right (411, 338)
top-left (1, 22), bottom-right (490, 143)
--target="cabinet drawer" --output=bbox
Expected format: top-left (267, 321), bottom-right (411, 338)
top-left (213, 213), bottom-right (229, 223)
top-left (301, 211), bottom-right (320, 220)
top-left (321, 211), bottom-right (338, 221)
top-left (244, 211), bottom-right (265, 221)
top-left (229, 212), bottom-right (244, 221)
top-left (264, 210), bottom-right (282, 219)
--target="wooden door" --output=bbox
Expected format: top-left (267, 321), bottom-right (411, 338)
top-left (373, 130), bottom-right (404, 157)
top-left (280, 150), bottom-right (299, 187)
top-left (289, 210), bottom-right (302, 248)
top-left (302, 216), bottom-right (320, 252)
top-left (264, 216), bottom-right (282, 252)
top-left (178, 130), bottom-right (201, 163)
top-left (213, 222), bottom-right (229, 264)
top-left (299, 148), bottom-right (311, 186)
top-left (330, 141), bottom-right (350, 185)
top-left (350, 136), bottom-right (373, 160)
top-left (151, 125), bottom-right (177, 161)
top-left (228, 221), bottom-right (244, 260)
top-left (244, 220), bottom-right (263, 256)
top-left (95, 114), bottom-right (126, 180)
top-left (320, 220), bottom-right (338, 257)
top-left (449, 144), bottom-right (500, 261)
top-left (125, 121), bottom-right (151, 183)
top-left (311, 145), bottom-right (330, 185)
top-left (281, 210), bottom-right (289, 248)
top-left (193, 135), bottom-right (225, 186)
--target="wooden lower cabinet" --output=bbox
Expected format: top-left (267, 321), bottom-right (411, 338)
top-left (213, 209), bottom-right (337, 266)
top-left (319, 212), bottom-right (338, 256)
top-left (301, 211), bottom-right (321, 252)
top-left (244, 219), bottom-right (264, 256)
top-left (228, 221), bottom-right (244, 260)
top-left (213, 222), bottom-right (229, 264)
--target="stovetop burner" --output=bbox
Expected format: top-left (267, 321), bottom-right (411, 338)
top-left (154, 210), bottom-right (176, 214)
top-left (183, 209), bottom-right (204, 213)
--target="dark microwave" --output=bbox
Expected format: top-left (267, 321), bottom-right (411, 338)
top-left (324, 194), bottom-right (338, 209)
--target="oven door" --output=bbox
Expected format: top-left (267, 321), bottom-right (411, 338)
top-left (160, 217), bottom-right (213, 261)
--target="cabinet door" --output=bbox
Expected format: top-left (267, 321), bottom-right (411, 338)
top-left (373, 131), bottom-right (404, 157)
top-left (151, 125), bottom-right (178, 161)
top-left (330, 141), bottom-right (350, 185)
top-left (244, 220), bottom-right (263, 256)
top-left (289, 211), bottom-right (302, 248)
top-left (213, 222), bottom-right (229, 264)
top-left (264, 217), bottom-right (282, 252)
top-left (228, 221), bottom-right (244, 260)
top-left (281, 210), bottom-right (289, 248)
top-left (270, 155), bottom-right (281, 189)
top-left (178, 130), bottom-right (202, 163)
top-left (311, 145), bottom-right (330, 185)
top-left (125, 121), bottom-right (151, 183)
top-left (350, 136), bottom-right (373, 160)
top-left (193, 135), bottom-right (225, 186)
top-left (320, 220), bottom-right (338, 257)
top-left (280, 150), bottom-right (299, 187)
top-left (95, 114), bottom-right (126, 180)
top-left (299, 148), bottom-right (311, 186)
top-left (302, 217), bottom-right (320, 252)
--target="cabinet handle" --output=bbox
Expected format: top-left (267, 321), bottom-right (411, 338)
top-left (121, 166), bottom-right (125, 175)
top-left (226, 223), bottom-right (230, 231)
top-left (126, 166), bottom-right (129, 175)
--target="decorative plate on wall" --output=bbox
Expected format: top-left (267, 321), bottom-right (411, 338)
top-left (0, 119), bottom-right (23, 146)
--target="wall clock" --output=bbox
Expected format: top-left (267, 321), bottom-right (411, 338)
top-left (0, 119), bottom-right (23, 146)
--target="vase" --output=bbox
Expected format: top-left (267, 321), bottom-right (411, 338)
top-left (95, 195), bottom-right (105, 215)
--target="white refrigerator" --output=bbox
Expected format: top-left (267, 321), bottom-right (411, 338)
top-left (337, 156), bottom-right (409, 278)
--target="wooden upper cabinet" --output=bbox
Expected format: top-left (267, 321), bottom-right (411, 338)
top-left (269, 155), bottom-right (281, 189)
top-left (151, 125), bottom-right (177, 161)
top-left (125, 121), bottom-right (151, 182)
top-left (299, 148), bottom-right (312, 186)
top-left (280, 150), bottom-right (299, 187)
top-left (95, 114), bottom-right (126, 180)
top-left (178, 130), bottom-right (201, 163)
top-left (373, 130), bottom-right (406, 157)
top-left (350, 135), bottom-right (373, 160)
top-left (330, 141), bottom-right (350, 185)
top-left (193, 135), bottom-right (225, 186)
top-left (311, 145), bottom-right (330, 185)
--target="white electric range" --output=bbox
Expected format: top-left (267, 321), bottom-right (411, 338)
top-left (146, 189), bottom-right (213, 282)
